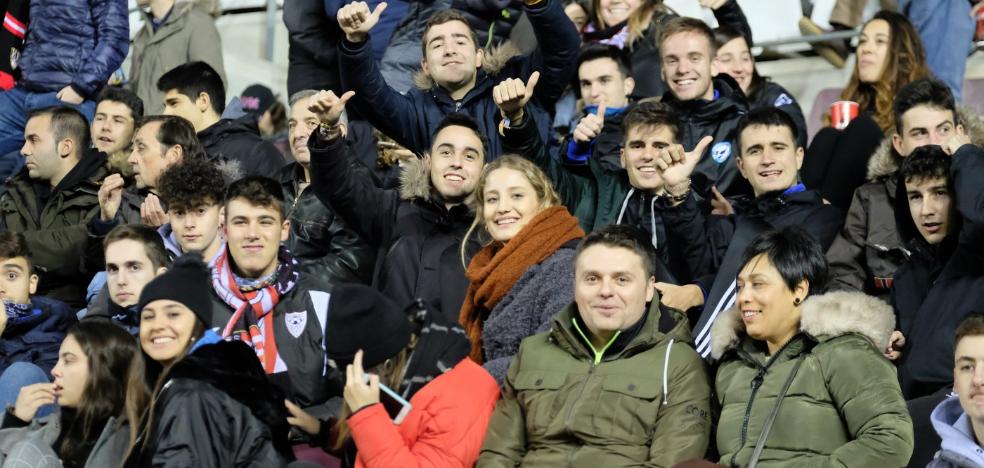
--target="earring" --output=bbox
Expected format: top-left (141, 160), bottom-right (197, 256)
top-left (793, 298), bottom-right (802, 306)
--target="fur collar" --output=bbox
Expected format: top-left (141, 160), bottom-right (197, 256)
top-left (399, 156), bottom-right (432, 200)
top-left (866, 106), bottom-right (984, 181)
top-left (709, 291), bottom-right (895, 360)
top-left (412, 42), bottom-right (521, 91)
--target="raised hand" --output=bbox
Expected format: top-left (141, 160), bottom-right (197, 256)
top-left (98, 173), bottom-right (125, 222)
top-left (344, 350), bottom-right (380, 413)
top-left (654, 283), bottom-right (704, 311)
top-left (492, 71), bottom-right (540, 121)
top-left (308, 90), bottom-right (356, 128)
top-left (709, 186), bottom-right (734, 216)
top-left (140, 193), bottom-right (168, 228)
top-left (337, 2), bottom-right (388, 43)
top-left (942, 132), bottom-right (972, 156)
top-left (13, 383), bottom-right (56, 422)
top-left (656, 136), bottom-right (713, 195)
top-left (572, 97), bottom-right (606, 143)
top-left (698, 0), bottom-right (729, 9)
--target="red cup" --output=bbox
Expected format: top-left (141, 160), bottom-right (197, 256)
top-left (829, 100), bottom-right (859, 130)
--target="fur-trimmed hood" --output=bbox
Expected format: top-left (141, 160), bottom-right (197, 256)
top-left (399, 155), bottom-right (433, 200)
top-left (709, 291), bottom-right (895, 360)
top-left (866, 106), bottom-right (984, 181)
top-left (412, 42), bottom-right (521, 90)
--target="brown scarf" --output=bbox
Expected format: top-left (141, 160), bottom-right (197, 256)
top-left (459, 206), bottom-right (585, 362)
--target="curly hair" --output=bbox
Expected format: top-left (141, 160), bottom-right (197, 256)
top-left (156, 158), bottom-right (227, 212)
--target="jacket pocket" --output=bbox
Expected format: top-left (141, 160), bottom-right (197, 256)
top-left (513, 370), bottom-right (568, 437)
top-left (595, 375), bottom-right (662, 443)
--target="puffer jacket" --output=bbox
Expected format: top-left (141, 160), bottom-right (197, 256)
top-left (928, 395), bottom-right (984, 468)
top-left (0, 153), bottom-right (109, 307)
top-left (18, 0), bottom-right (128, 98)
top-left (309, 133), bottom-right (482, 323)
top-left (478, 299), bottom-right (712, 467)
top-left (0, 413), bottom-right (129, 468)
top-left (129, 0), bottom-right (225, 113)
top-left (0, 296), bottom-right (77, 375)
top-left (711, 291), bottom-right (914, 467)
top-left (348, 358), bottom-right (500, 468)
top-left (279, 162), bottom-right (375, 285)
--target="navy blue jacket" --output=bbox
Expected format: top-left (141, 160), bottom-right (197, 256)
top-left (18, 0), bottom-right (129, 98)
top-left (0, 296), bottom-right (77, 375)
top-left (337, 0), bottom-right (580, 159)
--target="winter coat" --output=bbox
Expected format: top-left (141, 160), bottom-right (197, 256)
top-left (0, 413), bottom-right (129, 468)
top-left (308, 134), bottom-right (482, 323)
top-left (711, 291), bottom-right (914, 467)
top-left (0, 0), bottom-right (28, 90)
top-left (662, 74), bottom-right (752, 200)
top-left (129, 1), bottom-right (225, 113)
top-left (337, 0), bottom-right (580, 159)
top-left (130, 340), bottom-right (292, 467)
top-left (18, 0), bottom-right (128, 98)
top-left (893, 143), bottom-right (984, 399)
top-left (198, 115), bottom-right (287, 177)
top-left (0, 297), bottom-right (77, 375)
top-left (279, 162), bottom-right (375, 285)
top-left (747, 80), bottom-right (807, 148)
top-left (376, 0), bottom-right (447, 95)
top-left (478, 299), bottom-right (713, 467)
top-left (348, 358), bottom-right (500, 468)
top-left (0, 153), bottom-right (109, 307)
top-left (929, 395), bottom-right (984, 468)
top-left (481, 244), bottom-right (576, 383)
top-left (665, 187), bottom-right (844, 359)
top-left (284, 0), bottom-right (341, 95)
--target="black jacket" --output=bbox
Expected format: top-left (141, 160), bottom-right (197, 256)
top-left (279, 162), bottom-right (375, 285)
top-left (893, 144), bottom-right (984, 399)
top-left (665, 187), bottom-right (844, 358)
top-left (283, 0), bottom-right (341, 95)
top-left (662, 74), bottom-right (751, 200)
top-left (748, 80), bottom-right (808, 149)
top-left (129, 339), bottom-right (293, 467)
top-left (309, 134), bottom-right (482, 323)
top-left (0, 296), bottom-right (77, 375)
top-left (562, 108), bottom-right (626, 173)
top-left (199, 116), bottom-right (287, 177)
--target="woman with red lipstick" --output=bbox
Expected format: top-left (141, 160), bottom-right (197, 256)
top-left (802, 10), bottom-right (931, 210)
top-left (709, 227), bottom-right (913, 467)
top-left (0, 320), bottom-right (142, 467)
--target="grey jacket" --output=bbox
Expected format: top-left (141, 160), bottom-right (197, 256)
top-left (0, 414), bottom-right (128, 468)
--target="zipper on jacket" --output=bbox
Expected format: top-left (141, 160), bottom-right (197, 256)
top-left (564, 360), bottom-right (596, 468)
top-left (735, 338), bottom-right (800, 465)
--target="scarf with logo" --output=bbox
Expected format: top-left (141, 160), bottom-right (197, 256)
top-left (459, 206), bottom-right (584, 362)
top-left (211, 246), bottom-right (299, 374)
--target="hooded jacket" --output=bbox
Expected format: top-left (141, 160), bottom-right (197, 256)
top-left (0, 153), bottom-right (109, 307)
top-left (198, 115), bottom-right (286, 177)
top-left (892, 142), bottom-right (984, 399)
top-left (337, 0), bottom-right (580, 160)
top-left (711, 291), bottom-right (914, 467)
top-left (309, 133), bottom-right (482, 323)
top-left (0, 297), bottom-right (77, 375)
top-left (478, 299), bottom-right (712, 467)
top-left (129, 1), bottom-right (225, 112)
top-left (929, 395), bottom-right (984, 468)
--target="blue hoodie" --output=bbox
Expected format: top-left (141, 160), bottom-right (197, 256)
top-left (930, 395), bottom-right (984, 467)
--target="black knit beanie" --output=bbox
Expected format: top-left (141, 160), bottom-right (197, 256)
top-left (137, 252), bottom-right (213, 325)
top-left (324, 284), bottom-right (413, 369)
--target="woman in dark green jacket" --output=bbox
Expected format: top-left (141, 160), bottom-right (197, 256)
top-left (710, 226), bottom-right (913, 467)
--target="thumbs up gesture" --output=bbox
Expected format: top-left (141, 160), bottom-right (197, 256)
top-left (572, 97), bottom-right (607, 143)
top-left (337, 2), bottom-right (388, 43)
top-left (657, 135), bottom-right (713, 196)
top-left (493, 71), bottom-right (540, 121)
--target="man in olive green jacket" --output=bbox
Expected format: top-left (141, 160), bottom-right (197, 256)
top-left (478, 225), bottom-right (712, 467)
top-left (0, 107), bottom-right (107, 307)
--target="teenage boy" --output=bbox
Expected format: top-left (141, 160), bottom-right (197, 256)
top-left (155, 157), bottom-right (227, 263)
top-left (928, 314), bottom-right (984, 467)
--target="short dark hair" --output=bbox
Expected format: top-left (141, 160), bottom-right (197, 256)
top-left (956, 314), bottom-right (984, 349)
top-left (421, 10), bottom-right (480, 55)
top-left (103, 224), bottom-right (169, 270)
top-left (659, 16), bottom-right (717, 57)
top-left (96, 87), bottom-right (144, 121)
top-left (224, 176), bottom-right (285, 219)
top-left (899, 144), bottom-right (951, 186)
top-left (575, 224), bottom-right (656, 278)
top-left (621, 100), bottom-right (680, 143)
top-left (893, 78), bottom-right (958, 135)
top-left (138, 115), bottom-right (206, 160)
top-left (574, 44), bottom-right (633, 98)
top-left (26, 106), bottom-right (90, 156)
top-left (431, 113), bottom-right (488, 160)
top-left (156, 61), bottom-right (226, 115)
top-left (736, 107), bottom-right (800, 154)
top-left (0, 232), bottom-right (32, 272)
top-left (157, 158), bottom-right (227, 213)
top-left (739, 226), bottom-right (829, 297)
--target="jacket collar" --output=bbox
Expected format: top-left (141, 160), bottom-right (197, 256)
top-left (661, 74), bottom-right (748, 119)
top-left (709, 290), bottom-right (896, 360)
top-left (411, 42), bottom-right (520, 92)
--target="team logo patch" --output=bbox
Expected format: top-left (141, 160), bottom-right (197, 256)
top-left (711, 142), bottom-right (732, 164)
top-left (285, 311), bottom-right (306, 338)
top-left (774, 93), bottom-right (793, 107)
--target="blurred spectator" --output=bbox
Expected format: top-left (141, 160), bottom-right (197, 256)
top-left (0, 107), bottom-right (107, 308)
top-left (0, 0), bottom-right (28, 91)
top-left (478, 225), bottom-right (711, 466)
top-left (308, 92), bottom-right (485, 321)
top-left (928, 315), bottom-right (984, 467)
top-left (562, 0), bottom-right (588, 32)
top-left (157, 61), bottom-right (286, 176)
top-left (129, 0), bottom-right (226, 113)
top-left (156, 157), bottom-right (228, 262)
top-left (372, 0), bottom-right (434, 95)
top-left (454, 0), bottom-right (524, 50)
top-left (798, 0), bottom-right (895, 69)
top-left (711, 227), bottom-right (913, 466)
top-left (458, 155), bottom-right (584, 383)
top-left (91, 87), bottom-right (144, 177)
top-left (283, 0), bottom-right (342, 96)
top-left (241, 84), bottom-right (287, 139)
top-left (802, 10), bottom-right (930, 211)
top-left (898, 0), bottom-right (974, 102)
top-left (0, 0), bottom-right (129, 157)
top-left (336, 2), bottom-right (579, 158)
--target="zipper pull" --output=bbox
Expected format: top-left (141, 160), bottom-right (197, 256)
top-left (751, 369), bottom-right (765, 391)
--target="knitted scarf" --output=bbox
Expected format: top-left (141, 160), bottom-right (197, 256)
top-left (211, 246), bottom-right (299, 374)
top-left (459, 206), bottom-right (584, 362)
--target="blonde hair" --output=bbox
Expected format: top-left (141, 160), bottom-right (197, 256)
top-left (591, 0), bottom-right (670, 45)
top-left (460, 155), bottom-right (562, 266)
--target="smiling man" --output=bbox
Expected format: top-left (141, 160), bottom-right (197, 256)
top-left (478, 224), bottom-right (710, 467)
